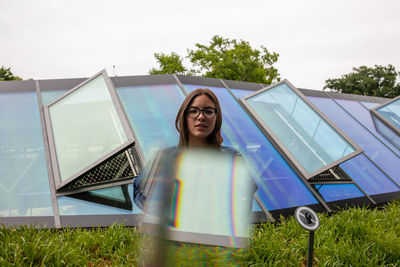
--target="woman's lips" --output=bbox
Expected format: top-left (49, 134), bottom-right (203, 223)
top-left (195, 124), bottom-right (207, 130)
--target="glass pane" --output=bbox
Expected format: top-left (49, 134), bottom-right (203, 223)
top-left (184, 84), bottom-right (318, 211)
top-left (373, 116), bottom-right (400, 150)
top-left (41, 90), bottom-right (68, 106)
top-left (318, 184), bottom-right (364, 202)
top-left (340, 154), bottom-right (399, 195)
top-left (58, 184), bottom-right (142, 215)
top-left (230, 88), bottom-right (254, 99)
top-left (360, 101), bottom-right (380, 109)
top-left (48, 75), bottom-right (128, 181)
top-left (377, 98), bottom-right (400, 131)
top-left (0, 92), bottom-right (53, 216)
top-left (116, 84), bottom-right (184, 161)
top-left (245, 83), bottom-right (356, 175)
top-left (335, 98), bottom-right (400, 155)
top-left (308, 96), bottom-right (400, 185)
top-left (90, 186), bottom-right (127, 202)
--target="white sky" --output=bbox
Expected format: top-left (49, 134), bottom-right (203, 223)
top-left (1, 0), bottom-right (399, 90)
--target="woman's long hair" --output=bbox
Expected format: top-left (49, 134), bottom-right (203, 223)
top-left (175, 88), bottom-right (223, 148)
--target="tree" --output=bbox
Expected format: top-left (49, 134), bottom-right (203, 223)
top-left (188, 35), bottom-right (280, 84)
top-left (149, 36), bottom-right (280, 84)
top-left (324, 65), bottom-right (400, 98)
top-left (148, 52), bottom-right (187, 75)
top-left (0, 66), bottom-right (22, 81)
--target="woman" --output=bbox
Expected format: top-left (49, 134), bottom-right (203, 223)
top-left (134, 88), bottom-right (236, 209)
top-left (175, 88), bottom-right (223, 148)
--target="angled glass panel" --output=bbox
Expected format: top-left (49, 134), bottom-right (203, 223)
top-left (0, 91), bottom-right (53, 216)
top-left (184, 84), bottom-right (318, 211)
top-left (375, 96), bottom-right (400, 130)
top-left (68, 185), bottom-right (133, 211)
top-left (334, 98), bottom-right (400, 156)
top-left (317, 184), bottom-right (364, 202)
top-left (308, 96), bottom-right (400, 185)
top-left (371, 96), bottom-right (400, 150)
top-left (44, 70), bottom-right (138, 191)
top-left (242, 81), bottom-right (361, 179)
top-left (58, 184), bottom-right (142, 215)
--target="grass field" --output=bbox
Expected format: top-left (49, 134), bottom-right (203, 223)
top-left (1, 201), bottom-right (400, 266)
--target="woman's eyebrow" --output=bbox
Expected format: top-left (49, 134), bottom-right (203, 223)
top-left (189, 105), bottom-right (215, 108)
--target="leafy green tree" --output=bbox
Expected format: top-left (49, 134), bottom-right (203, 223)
top-left (0, 66), bottom-right (22, 81)
top-left (149, 36), bottom-right (280, 84)
top-left (324, 65), bottom-right (400, 98)
top-left (149, 52), bottom-right (187, 75)
top-left (188, 35), bottom-right (280, 84)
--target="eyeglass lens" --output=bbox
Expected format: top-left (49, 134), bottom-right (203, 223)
top-left (186, 107), bottom-right (216, 119)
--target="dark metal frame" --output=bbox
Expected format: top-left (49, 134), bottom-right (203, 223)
top-left (240, 79), bottom-right (363, 181)
top-left (43, 70), bottom-right (143, 193)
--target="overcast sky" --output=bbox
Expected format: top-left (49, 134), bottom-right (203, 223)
top-left (1, 0), bottom-right (399, 90)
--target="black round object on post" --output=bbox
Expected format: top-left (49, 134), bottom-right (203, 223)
top-left (295, 206), bottom-right (320, 232)
top-left (294, 206), bottom-right (320, 267)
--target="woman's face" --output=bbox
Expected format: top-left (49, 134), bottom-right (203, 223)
top-left (186, 94), bottom-right (217, 146)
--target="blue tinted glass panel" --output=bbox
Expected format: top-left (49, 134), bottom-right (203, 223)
top-left (0, 92), bottom-right (53, 216)
top-left (340, 154), bottom-right (399, 195)
top-left (90, 186), bottom-right (126, 202)
top-left (41, 90), bottom-right (68, 106)
top-left (252, 199), bottom-right (262, 212)
top-left (245, 83), bottom-right (356, 175)
top-left (377, 98), bottom-right (400, 131)
top-left (116, 85), bottom-right (184, 161)
top-left (318, 184), bottom-right (364, 202)
top-left (58, 184), bottom-right (142, 215)
top-left (184, 84), bottom-right (318, 211)
top-left (308, 96), bottom-right (400, 185)
top-left (360, 101), bottom-right (380, 109)
top-left (334, 98), bottom-right (400, 156)
top-left (231, 89), bottom-right (254, 99)
top-left (373, 116), bottom-right (400, 151)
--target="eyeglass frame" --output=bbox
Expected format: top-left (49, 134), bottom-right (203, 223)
top-left (185, 106), bottom-right (218, 119)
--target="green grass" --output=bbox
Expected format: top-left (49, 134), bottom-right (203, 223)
top-left (1, 201), bottom-right (400, 266)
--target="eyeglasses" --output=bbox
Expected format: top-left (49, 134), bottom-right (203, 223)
top-left (185, 106), bottom-right (217, 119)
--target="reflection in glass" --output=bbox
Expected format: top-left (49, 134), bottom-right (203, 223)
top-left (0, 92), bottom-right (53, 216)
top-left (372, 97), bottom-right (400, 150)
top-left (377, 98), bottom-right (400, 131)
top-left (245, 82), bottom-right (357, 176)
top-left (340, 154), bottom-right (399, 196)
top-left (317, 184), bottom-right (364, 202)
top-left (48, 75), bottom-right (128, 182)
top-left (372, 116), bottom-right (400, 150)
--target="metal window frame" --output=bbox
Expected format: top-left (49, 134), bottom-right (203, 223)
top-left (43, 69), bottom-right (143, 192)
top-left (370, 95), bottom-right (400, 142)
top-left (240, 79), bottom-right (363, 180)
